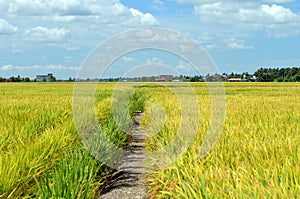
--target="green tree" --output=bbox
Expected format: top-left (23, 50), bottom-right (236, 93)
top-left (9, 76), bottom-right (16, 82)
top-left (291, 74), bottom-right (300, 82)
top-left (49, 75), bottom-right (56, 82)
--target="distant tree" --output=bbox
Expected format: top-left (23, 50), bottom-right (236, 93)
top-left (274, 76), bottom-right (284, 82)
top-left (204, 73), bottom-right (223, 82)
top-left (24, 77), bottom-right (30, 82)
top-left (141, 76), bottom-right (154, 82)
top-left (254, 67), bottom-right (300, 82)
top-left (0, 77), bottom-right (3, 82)
top-left (228, 72), bottom-right (243, 78)
top-left (183, 75), bottom-right (190, 82)
top-left (291, 74), bottom-right (300, 82)
top-left (190, 75), bottom-right (204, 82)
top-left (242, 72), bottom-right (251, 79)
top-left (49, 75), bottom-right (56, 82)
top-left (67, 77), bottom-right (75, 82)
top-left (9, 76), bottom-right (16, 82)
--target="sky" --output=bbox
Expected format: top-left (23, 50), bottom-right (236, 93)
top-left (0, 0), bottom-right (299, 79)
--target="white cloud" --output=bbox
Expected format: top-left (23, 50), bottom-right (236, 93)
top-left (175, 60), bottom-right (195, 72)
top-left (25, 26), bottom-right (70, 42)
top-left (0, 64), bottom-right (79, 78)
top-left (193, 32), bottom-right (221, 49)
top-left (145, 57), bottom-right (164, 65)
top-left (260, 4), bottom-right (297, 23)
top-left (0, 0), bottom-right (159, 54)
top-left (65, 46), bottom-right (81, 51)
top-left (225, 36), bottom-right (253, 49)
top-left (0, 65), bottom-right (14, 71)
top-left (0, 64), bottom-right (79, 71)
top-left (64, 56), bottom-right (73, 63)
top-left (6, 0), bottom-right (93, 16)
top-left (122, 56), bottom-right (136, 63)
top-left (173, 0), bottom-right (294, 4)
top-left (152, 0), bottom-right (164, 11)
top-left (0, 18), bottom-right (18, 34)
top-left (129, 8), bottom-right (158, 25)
top-left (3, 0), bottom-right (158, 26)
top-left (194, 2), bottom-right (300, 36)
top-left (154, 0), bottom-right (164, 6)
top-left (52, 15), bottom-right (76, 23)
top-left (173, 0), bottom-right (218, 4)
top-left (11, 42), bottom-right (22, 53)
top-left (194, 32), bottom-right (253, 50)
top-left (263, 0), bottom-right (293, 3)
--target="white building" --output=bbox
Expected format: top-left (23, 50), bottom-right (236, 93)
top-left (36, 73), bottom-right (55, 82)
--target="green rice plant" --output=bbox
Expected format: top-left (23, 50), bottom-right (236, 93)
top-left (0, 82), bottom-right (134, 198)
top-left (1, 82), bottom-right (299, 198)
top-left (36, 147), bottom-right (105, 199)
top-left (0, 83), bottom-right (77, 198)
top-left (144, 83), bottom-right (300, 198)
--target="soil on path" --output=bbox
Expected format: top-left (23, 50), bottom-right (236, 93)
top-left (99, 112), bottom-right (148, 199)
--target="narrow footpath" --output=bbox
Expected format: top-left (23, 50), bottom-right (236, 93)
top-left (99, 112), bottom-right (147, 199)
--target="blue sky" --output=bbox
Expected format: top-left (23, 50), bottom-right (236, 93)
top-left (0, 0), bottom-right (299, 79)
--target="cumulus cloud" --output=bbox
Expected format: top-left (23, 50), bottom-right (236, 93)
top-left (173, 0), bottom-right (294, 4)
top-left (194, 32), bottom-right (253, 50)
top-left (145, 57), bottom-right (164, 65)
top-left (175, 60), bottom-right (195, 73)
top-left (129, 8), bottom-right (158, 25)
top-left (173, 0), bottom-right (217, 3)
top-left (194, 2), bottom-right (300, 36)
top-left (152, 0), bottom-right (164, 11)
top-left (260, 4), bottom-right (297, 23)
top-left (263, 0), bottom-right (293, 3)
top-left (0, 64), bottom-right (79, 78)
top-left (0, 18), bottom-right (18, 34)
top-left (122, 56), bottom-right (136, 63)
top-left (3, 0), bottom-right (158, 26)
top-left (0, 64), bottom-right (78, 71)
top-left (7, 0), bottom-right (101, 16)
top-left (225, 36), bottom-right (253, 49)
top-left (0, 65), bottom-right (14, 71)
top-left (25, 26), bottom-right (70, 42)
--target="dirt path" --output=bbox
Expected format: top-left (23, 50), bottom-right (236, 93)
top-left (99, 112), bottom-right (148, 199)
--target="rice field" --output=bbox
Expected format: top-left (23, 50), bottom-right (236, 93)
top-left (0, 83), bottom-right (129, 198)
top-left (144, 83), bottom-right (300, 198)
top-left (0, 82), bottom-right (299, 198)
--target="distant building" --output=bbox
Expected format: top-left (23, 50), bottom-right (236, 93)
top-left (172, 79), bottom-right (182, 82)
top-left (155, 77), bottom-right (167, 82)
top-left (249, 76), bottom-right (257, 82)
top-left (228, 78), bottom-right (243, 82)
top-left (221, 76), bottom-right (228, 81)
top-left (36, 73), bottom-right (55, 82)
top-left (159, 75), bottom-right (173, 80)
top-left (154, 75), bottom-right (174, 82)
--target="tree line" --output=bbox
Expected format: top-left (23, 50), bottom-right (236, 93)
top-left (189, 67), bottom-right (300, 82)
top-left (0, 76), bottom-right (75, 82)
top-left (0, 76), bottom-right (31, 82)
top-left (253, 67), bottom-right (300, 82)
top-left (1, 67), bottom-right (299, 82)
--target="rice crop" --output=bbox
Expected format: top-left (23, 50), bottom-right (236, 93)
top-left (144, 82), bottom-right (300, 198)
top-left (0, 83), bottom-right (132, 198)
top-left (0, 82), bottom-right (299, 198)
